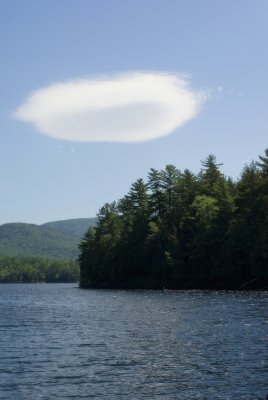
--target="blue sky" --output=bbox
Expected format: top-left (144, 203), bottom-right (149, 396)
top-left (1, 0), bottom-right (268, 224)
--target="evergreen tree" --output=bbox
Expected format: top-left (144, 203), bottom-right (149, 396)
top-left (200, 154), bottom-right (223, 194)
top-left (160, 164), bottom-right (181, 211)
top-left (147, 168), bottom-right (165, 217)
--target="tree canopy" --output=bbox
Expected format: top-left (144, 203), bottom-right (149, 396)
top-left (79, 150), bottom-right (268, 290)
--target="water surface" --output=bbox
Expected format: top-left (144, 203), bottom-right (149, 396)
top-left (0, 284), bottom-right (267, 399)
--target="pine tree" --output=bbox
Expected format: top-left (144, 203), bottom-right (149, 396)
top-left (200, 154), bottom-right (223, 194)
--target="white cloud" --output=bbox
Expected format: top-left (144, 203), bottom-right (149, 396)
top-left (13, 72), bottom-right (206, 143)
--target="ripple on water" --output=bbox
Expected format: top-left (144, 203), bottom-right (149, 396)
top-left (0, 284), bottom-right (267, 399)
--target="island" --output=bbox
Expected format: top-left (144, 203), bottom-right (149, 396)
top-left (79, 149), bottom-right (268, 290)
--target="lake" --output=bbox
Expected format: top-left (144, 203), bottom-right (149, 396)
top-left (0, 284), bottom-right (267, 399)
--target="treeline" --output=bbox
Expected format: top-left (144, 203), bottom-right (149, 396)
top-left (79, 149), bottom-right (268, 290)
top-left (0, 256), bottom-right (79, 283)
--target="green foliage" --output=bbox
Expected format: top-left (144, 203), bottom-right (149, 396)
top-left (192, 195), bottom-right (219, 228)
top-left (0, 256), bottom-right (79, 283)
top-left (79, 150), bottom-right (268, 290)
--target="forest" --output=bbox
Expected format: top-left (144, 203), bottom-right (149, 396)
top-left (0, 256), bottom-right (79, 283)
top-left (79, 149), bottom-right (268, 290)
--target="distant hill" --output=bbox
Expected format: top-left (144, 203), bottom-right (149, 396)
top-left (0, 218), bottom-right (97, 259)
top-left (42, 218), bottom-right (97, 239)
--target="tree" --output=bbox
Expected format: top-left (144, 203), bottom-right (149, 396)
top-left (160, 165), bottom-right (181, 211)
top-left (147, 168), bottom-right (165, 217)
top-left (200, 154), bottom-right (223, 194)
top-left (256, 148), bottom-right (268, 175)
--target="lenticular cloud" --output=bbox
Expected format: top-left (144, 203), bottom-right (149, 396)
top-left (13, 72), bottom-right (205, 143)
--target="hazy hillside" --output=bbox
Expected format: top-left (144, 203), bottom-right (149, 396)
top-left (0, 223), bottom-right (78, 259)
top-left (42, 218), bottom-right (97, 239)
top-left (0, 218), bottom-right (97, 259)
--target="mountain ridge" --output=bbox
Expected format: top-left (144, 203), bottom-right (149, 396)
top-left (41, 218), bottom-right (97, 239)
top-left (0, 218), bottom-right (97, 259)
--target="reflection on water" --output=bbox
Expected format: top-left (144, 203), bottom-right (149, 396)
top-left (0, 284), bottom-right (267, 399)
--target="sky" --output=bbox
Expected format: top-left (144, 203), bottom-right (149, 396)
top-left (1, 0), bottom-right (268, 225)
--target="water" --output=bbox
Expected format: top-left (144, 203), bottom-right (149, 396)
top-left (0, 284), bottom-right (267, 399)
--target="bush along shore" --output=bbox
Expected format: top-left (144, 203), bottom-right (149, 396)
top-left (79, 150), bottom-right (268, 290)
